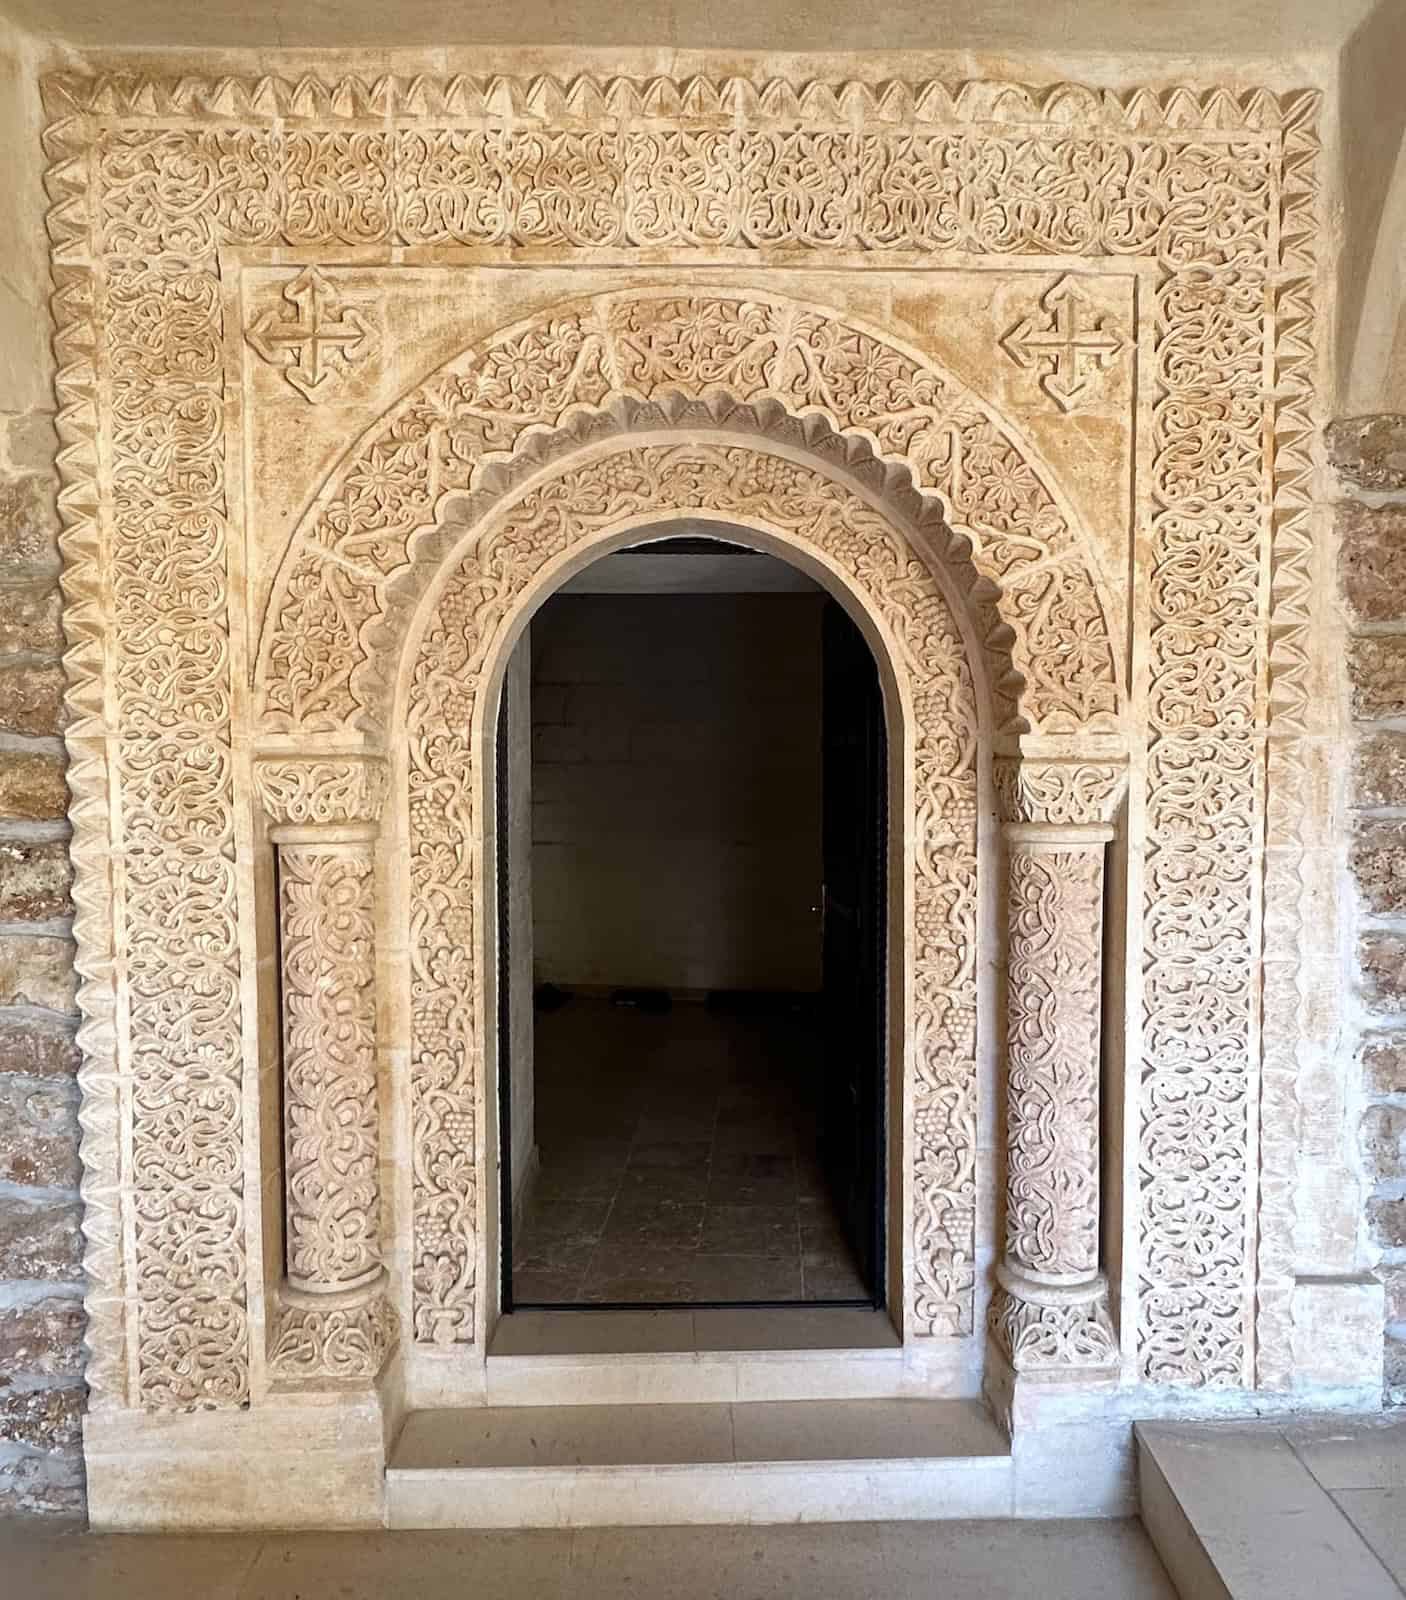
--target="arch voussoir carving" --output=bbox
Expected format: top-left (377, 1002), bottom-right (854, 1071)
top-left (258, 290), bottom-right (1120, 743)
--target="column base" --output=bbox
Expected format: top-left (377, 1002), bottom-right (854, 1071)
top-left (989, 1265), bottom-right (1117, 1374)
top-left (270, 1269), bottom-right (400, 1385)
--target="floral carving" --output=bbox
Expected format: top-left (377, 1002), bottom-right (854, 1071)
top-left (276, 842), bottom-right (381, 1295)
top-left (255, 757), bottom-right (389, 827)
top-left (1002, 845), bottom-right (1106, 1282)
top-left (40, 68), bottom-right (1321, 1416)
top-left (256, 289), bottom-right (1119, 739)
top-left (269, 1291), bottom-right (398, 1382)
top-left (408, 440), bottom-right (978, 1344)
top-left (991, 1289), bottom-right (1117, 1372)
top-left (994, 760), bottom-right (1126, 827)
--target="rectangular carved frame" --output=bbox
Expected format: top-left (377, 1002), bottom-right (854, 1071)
top-left (42, 67), bottom-right (1325, 1414)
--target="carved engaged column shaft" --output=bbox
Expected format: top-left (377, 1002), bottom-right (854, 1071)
top-left (992, 761), bottom-right (1122, 1373)
top-left (274, 827), bottom-right (381, 1295)
top-left (256, 758), bottom-right (396, 1381)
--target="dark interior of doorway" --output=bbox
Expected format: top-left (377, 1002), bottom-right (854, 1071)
top-left (498, 538), bottom-right (888, 1314)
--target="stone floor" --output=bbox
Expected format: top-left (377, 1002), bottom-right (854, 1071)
top-left (1139, 1413), bottom-right (1406, 1598)
top-left (512, 997), bottom-right (869, 1305)
top-left (0, 1518), bottom-right (1178, 1598)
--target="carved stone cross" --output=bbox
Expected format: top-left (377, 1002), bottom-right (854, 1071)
top-left (1000, 275), bottom-right (1124, 413)
top-left (246, 266), bottom-right (375, 401)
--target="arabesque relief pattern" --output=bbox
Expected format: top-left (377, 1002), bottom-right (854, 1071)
top-left (1003, 847), bottom-right (1105, 1281)
top-left (407, 439), bottom-right (979, 1344)
top-left (275, 842), bottom-right (381, 1296)
top-left (41, 70), bottom-right (1321, 1409)
top-left (257, 287), bottom-right (1117, 740)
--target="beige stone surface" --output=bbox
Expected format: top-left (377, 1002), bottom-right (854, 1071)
top-left (0, 1517), bottom-right (1177, 1600)
top-left (0, 21), bottom-right (1378, 1525)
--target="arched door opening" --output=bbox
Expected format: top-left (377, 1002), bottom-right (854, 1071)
top-left (497, 528), bottom-right (889, 1313)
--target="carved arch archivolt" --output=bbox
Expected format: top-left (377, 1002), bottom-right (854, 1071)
top-left (256, 288), bottom-right (1123, 741)
top-left (392, 431), bottom-right (983, 1345)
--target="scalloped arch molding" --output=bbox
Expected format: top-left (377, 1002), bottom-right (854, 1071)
top-left (41, 63), bottom-right (1350, 1526)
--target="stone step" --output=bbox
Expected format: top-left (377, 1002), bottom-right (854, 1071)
top-left (1136, 1421), bottom-right (1404, 1600)
top-left (387, 1398), bottom-right (1013, 1528)
top-left (482, 1307), bottom-right (974, 1407)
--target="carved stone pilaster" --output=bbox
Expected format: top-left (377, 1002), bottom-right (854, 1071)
top-left (990, 759), bottom-right (1123, 1373)
top-left (258, 757), bottom-right (396, 1381)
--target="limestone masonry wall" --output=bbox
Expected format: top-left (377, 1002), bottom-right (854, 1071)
top-left (0, 407), bottom-right (83, 1515)
top-left (1333, 414), bottom-right (1406, 1409)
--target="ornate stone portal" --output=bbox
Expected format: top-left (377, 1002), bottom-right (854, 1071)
top-left (43, 64), bottom-right (1340, 1526)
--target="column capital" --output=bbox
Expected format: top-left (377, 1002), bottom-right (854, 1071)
top-left (994, 756), bottom-right (1127, 828)
top-left (255, 755), bottom-right (390, 829)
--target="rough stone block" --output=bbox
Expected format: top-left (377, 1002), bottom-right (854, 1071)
top-left (0, 839), bottom-right (71, 923)
top-left (1363, 1034), bottom-right (1406, 1096)
top-left (4, 413), bottom-right (58, 475)
top-left (0, 1386), bottom-right (83, 1454)
top-left (0, 662), bottom-right (65, 738)
top-left (0, 583), bottom-right (62, 656)
top-left (0, 1075), bottom-right (81, 1188)
top-left (0, 1296), bottom-right (84, 1380)
top-left (1352, 821), bottom-right (1406, 916)
top-left (1329, 415), bottom-right (1406, 493)
top-left (0, 1196), bottom-right (83, 1280)
top-left (0, 474), bottom-right (60, 580)
top-left (1382, 1266), bottom-right (1406, 1324)
top-left (1349, 638), bottom-right (1406, 722)
top-left (0, 751), bottom-right (68, 821)
top-left (0, 1013), bottom-right (79, 1078)
top-left (0, 936), bottom-right (76, 1015)
top-left (1362, 1104), bottom-right (1406, 1181)
top-left (0, 1449), bottom-right (85, 1517)
top-left (1368, 1196), bottom-right (1406, 1249)
top-left (1339, 502), bottom-right (1406, 623)
top-left (1355, 731), bottom-right (1406, 809)
top-left (1361, 932), bottom-right (1406, 1013)
top-left (1389, 1338), bottom-right (1406, 1408)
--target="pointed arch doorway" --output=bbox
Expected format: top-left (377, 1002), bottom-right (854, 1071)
top-left (496, 524), bottom-right (890, 1316)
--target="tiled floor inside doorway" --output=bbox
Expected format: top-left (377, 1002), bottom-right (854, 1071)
top-left (510, 997), bottom-right (869, 1305)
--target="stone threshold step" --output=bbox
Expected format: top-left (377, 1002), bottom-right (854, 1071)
top-left (1136, 1421), bottom-right (1404, 1600)
top-left (387, 1398), bottom-right (1013, 1528)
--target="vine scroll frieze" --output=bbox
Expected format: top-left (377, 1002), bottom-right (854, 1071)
top-left (42, 67), bottom-right (1321, 1409)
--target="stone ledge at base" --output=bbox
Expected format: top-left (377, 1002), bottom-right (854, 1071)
top-left (83, 1391), bottom-right (395, 1531)
top-left (1136, 1421), bottom-right (1405, 1600)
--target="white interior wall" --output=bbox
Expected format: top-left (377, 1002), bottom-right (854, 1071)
top-left (530, 589), bottom-right (826, 995)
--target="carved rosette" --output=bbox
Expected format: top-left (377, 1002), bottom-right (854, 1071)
top-left (991, 760), bottom-right (1123, 1373)
top-left (259, 757), bottom-right (396, 1381)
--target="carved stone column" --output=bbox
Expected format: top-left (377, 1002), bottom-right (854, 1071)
top-left (255, 758), bottom-right (396, 1382)
top-left (990, 758), bottom-right (1124, 1373)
